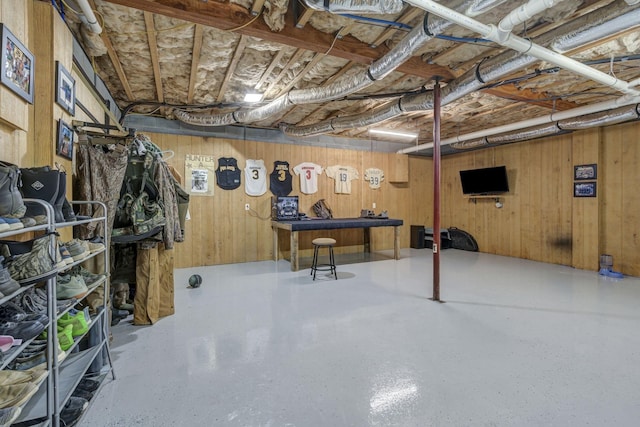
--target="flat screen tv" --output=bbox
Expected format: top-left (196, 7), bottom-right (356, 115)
top-left (459, 166), bottom-right (509, 195)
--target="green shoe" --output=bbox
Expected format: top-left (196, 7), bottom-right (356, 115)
top-left (57, 324), bottom-right (74, 351)
top-left (58, 312), bottom-right (88, 337)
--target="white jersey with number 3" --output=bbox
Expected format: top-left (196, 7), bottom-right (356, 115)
top-left (244, 159), bottom-right (267, 196)
top-left (293, 162), bottom-right (323, 194)
top-left (325, 165), bottom-right (359, 194)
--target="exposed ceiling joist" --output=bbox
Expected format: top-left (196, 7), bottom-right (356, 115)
top-left (264, 49), bottom-right (306, 98)
top-left (296, 6), bottom-right (315, 28)
top-left (143, 11), bottom-right (164, 103)
top-left (217, 35), bottom-right (248, 103)
top-left (256, 50), bottom-right (287, 91)
top-left (251, 0), bottom-right (266, 16)
top-left (103, 0), bottom-right (453, 81)
top-left (273, 53), bottom-right (325, 98)
top-left (483, 86), bottom-right (579, 110)
top-left (187, 24), bottom-right (204, 104)
top-left (370, 7), bottom-right (422, 48)
top-left (91, 0), bottom-right (134, 101)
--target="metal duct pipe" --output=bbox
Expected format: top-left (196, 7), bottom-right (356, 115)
top-left (302, 0), bottom-right (404, 14)
top-left (399, 95), bottom-right (640, 153)
top-left (405, 0), bottom-right (640, 96)
top-left (175, 0), bottom-right (509, 127)
top-left (76, 0), bottom-right (102, 34)
top-left (487, 122), bottom-right (563, 144)
top-left (557, 105), bottom-right (640, 130)
top-left (552, 8), bottom-right (640, 52)
top-left (283, 0), bottom-right (639, 137)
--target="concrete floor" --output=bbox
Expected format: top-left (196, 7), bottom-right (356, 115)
top-left (82, 249), bottom-right (640, 426)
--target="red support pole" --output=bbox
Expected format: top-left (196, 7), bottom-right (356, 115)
top-left (432, 81), bottom-right (441, 302)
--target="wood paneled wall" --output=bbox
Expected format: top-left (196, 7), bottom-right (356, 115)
top-left (600, 121), bottom-right (640, 276)
top-left (145, 132), bottom-right (419, 268)
top-left (147, 120), bottom-right (640, 277)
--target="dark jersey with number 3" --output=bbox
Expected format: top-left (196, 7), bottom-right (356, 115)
top-left (270, 161), bottom-right (293, 196)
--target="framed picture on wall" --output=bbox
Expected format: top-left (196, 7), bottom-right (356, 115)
top-left (0, 24), bottom-right (35, 104)
top-left (574, 164), bottom-right (597, 180)
top-left (55, 61), bottom-right (75, 115)
top-left (574, 182), bottom-right (596, 198)
top-left (56, 120), bottom-right (74, 160)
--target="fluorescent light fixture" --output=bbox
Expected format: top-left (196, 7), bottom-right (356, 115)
top-left (244, 93), bottom-right (263, 103)
top-left (369, 129), bottom-right (417, 139)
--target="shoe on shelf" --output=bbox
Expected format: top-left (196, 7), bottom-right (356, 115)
top-left (76, 377), bottom-right (100, 393)
top-left (3, 234), bottom-right (57, 286)
top-left (0, 382), bottom-right (38, 409)
top-left (0, 219), bottom-right (9, 233)
top-left (0, 301), bottom-right (48, 328)
top-left (64, 239), bottom-right (90, 262)
top-left (69, 265), bottom-right (104, 286)
top-left (60, 396), bottom-right (88, 427)
top-left (57, 324), bottom-right (74, 352)
top-left (58, 243), bottom-right (74, 266)
top-left (0, 406), bottom-right (21, 425)
top-left (0, 257), bottom-right (20, 297)
top-left (0, 320), bottom-right (46, 341)
top-left (58, 312), bottom-right (88, 337)
top-left (18, 217), bottom-right (36, 228)
top-left (71, 387), bottom-right (93, 401)
top-left (86, 240), bottom-right (105, 254)
top-left (56, 274), bottom-right (88, 300)
top-left (0, 336), bottom-right (15, 353)
top-left (0, 217), bottom-right (23, 231)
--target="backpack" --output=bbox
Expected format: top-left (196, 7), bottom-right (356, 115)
top-left (312, 199), bottom-right (333, 219)
top-left (113, 138), bottom-right (166, 241)
top-left (448, 227), bottom-right (479, 251)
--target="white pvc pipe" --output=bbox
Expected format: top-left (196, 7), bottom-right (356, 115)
top-left (497, 0), bottom-right (562, 38)
top-left (76, 0), bottom-right (102, 34)
top-left (398, 95), bottom-right (640, 153)
top-left (405, 0), bottom-right (640, 96)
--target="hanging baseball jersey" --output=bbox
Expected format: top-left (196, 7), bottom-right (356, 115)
top-left (215, 157), bottom-right (241, 190)
top-left (270, 161), bottom-right (293, 196)
top-left (325, 165), bottom-right (359, 194)
top-left (364, 168), bottom-right (385, 189)
top-left (293, 162), bottom-right (323, 194)
top-left (244, 159), bottom-right (268, 196)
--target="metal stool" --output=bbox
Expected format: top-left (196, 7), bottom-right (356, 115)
top-left (310, 238), bottom-right (337, 280)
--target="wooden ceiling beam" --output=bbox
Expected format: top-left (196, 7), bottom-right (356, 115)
top-left (251, 0), bottom-right (266, 16)
top-left (103, 0), bottom-right (453, 81)
top-left (90, 0), bottom-right (134, 101)
top-left (370, 7), bottom-right (422, 48)
top-left (143, 11), bottom-right (164, 103)
top-left (264, 49), bottom-right (306, 98)
top-left (256, 49), bottom-right (287, 91)
top-left (217, 35), bottom-right (248, 103)
top-left (187, 24), bottom-right (204, 104)
top-left (296, 7), bottom-right (314, 29)
top-left (483, 86), bottom-right (579, 110)
top-left (273, 53), bottom-right (325, 98)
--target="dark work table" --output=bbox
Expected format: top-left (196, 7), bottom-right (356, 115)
top-left (271, 217), bottom-right (403, 271)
